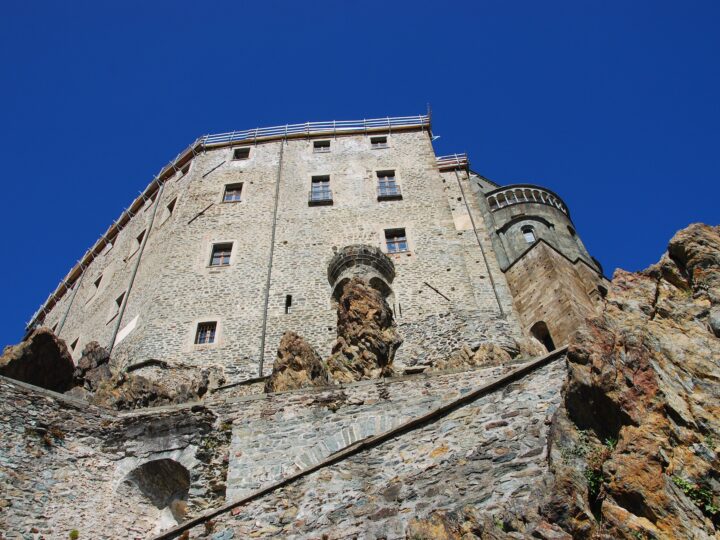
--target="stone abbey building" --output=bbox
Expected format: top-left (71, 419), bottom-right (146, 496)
top-left (1, 114), bottom-right (628, 540)
top-left (28, 114), bottom-right (605, 382)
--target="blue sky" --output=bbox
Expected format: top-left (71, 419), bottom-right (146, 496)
top-left (1, 1), bottom-right (718, 346)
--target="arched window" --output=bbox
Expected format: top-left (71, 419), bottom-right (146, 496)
top-left (521, 225), bottom-right (536, 244)
top-left (530, 321), bottom-right (555, 352)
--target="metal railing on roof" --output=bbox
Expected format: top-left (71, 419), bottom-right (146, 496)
top-left (203, 115), bottom-right (430, 146)
top-left (436, 153), bottom-right (468, 170)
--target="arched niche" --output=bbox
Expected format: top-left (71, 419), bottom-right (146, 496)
top-left (123, 458), bottom-right (190, 522)
top-left (530, 321), bottom-right (555, 352)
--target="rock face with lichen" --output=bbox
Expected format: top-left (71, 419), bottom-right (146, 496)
top-left (0, 327), bottom-right (75, 392)
top-left (264, 331), bottom-right (331, 392)
top-left (325, 277), bottom-right (403, 383)
top-left (542, 223), bottom-right (720, 539)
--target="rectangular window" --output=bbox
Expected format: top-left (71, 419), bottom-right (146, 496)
top-left (115, 292), bottom-right (125, 311)
top-left (223, 183), bottom-right (243, 203)
top-left (313, 140), bottom-right (330, 153)
top-left (93, 275), bottom-right (103, 291)
top-left (385, 228), bottom-right (408, 253)
top-left (377, 170), bottom-right (402, 201)
top-left (70, 338), bottom-right (79, 352)
top-left (195, 322), bottom-right (217, 345)
top-left (371, 136), bottom-right (388, 149)
top-left (136, 230), bottom-right (146, 246)
top-left (309, 175), bottom-right (333, 206)
top-left (180, 164), bottom-right (190, 177)
top-left (210, 243), bottom-right (232, 267)
top-left (233, 147), bottom-right (250, 160)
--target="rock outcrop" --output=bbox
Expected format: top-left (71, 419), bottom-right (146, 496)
top-left (326, 277), bottom-right (403, 383)
top-left (0, 327), bottom-right (75, 392)
top-left (428, 343), bottom-right (512, 372)
top-left (90, 368), bottom-right (213, 410)
top-left (73, 341), bottom-right (112, 392)
top-left (542, 223), bottom-right (720, 538)
top-left (264, 331), bottom-right (331, 393)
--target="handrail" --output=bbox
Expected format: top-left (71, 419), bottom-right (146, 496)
top-left (203, 115), bottom-right (429, 146)
top-left (436, 153), bottom-right (468, 170)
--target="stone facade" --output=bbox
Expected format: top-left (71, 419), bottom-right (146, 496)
top-left (31, 118), bottom-right (559, 386)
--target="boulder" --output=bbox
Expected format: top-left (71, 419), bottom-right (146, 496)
top-left (73, 341), bottom-right (112, 391)
top-left (264, 331), bottom-right (330, 393)
top-left (0, 327), bottom-right (75, 392)
top-left (326, 277), bottom-right (402, 383)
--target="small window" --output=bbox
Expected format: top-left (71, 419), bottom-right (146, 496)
top-left (285, 294), bottom-right (292, 314)
top-left (223, 183), bottom-right (243, 203)
top-left (115, 292), bottom-right (125, 311)
top-left (385, 228), bottom-right (408, 253)
top-left (522, 226), bottom-right (536, 244)
top-left (568, 226), bottom-right (576, 237)
top-left (309, 175), bottom-right (332, 206)
top-left (180, 164), bottom-right (190, 177)
top-left (195, 322), bottom-right (217, 345)
top-left (93, 275), bottom-right (103, 291)
top-left (210, 243), bottom-right (232, 267)
top-left (371, 136), bottom-right (388, 149)
top-left (233, 147), bottom-right (250, 160)
top-left (377, 170), bottom-right (402, 201)
top-left (313, 140), bottom-right (330, 153)
top-left (70, 338), bottom-right (79, 352)
top-left (136, 230), bottom-right (146, 246)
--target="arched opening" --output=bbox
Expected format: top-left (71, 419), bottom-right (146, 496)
top-left (530, 321), bottom-right (555, 352)
top-left (521, 225), bottom-right (536, 244)
top-left (124, 459), bottom-right (190, 522)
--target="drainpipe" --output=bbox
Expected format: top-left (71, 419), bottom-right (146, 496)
top-left (108, 180), bottom-right (166, 354)
top-left (257, 140), bottom-right (285, 376)
top-left (453, 168), bottom-right (505, 317)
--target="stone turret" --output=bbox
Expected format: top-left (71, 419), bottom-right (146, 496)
top-left (472, 177), bottom-right (609, 349)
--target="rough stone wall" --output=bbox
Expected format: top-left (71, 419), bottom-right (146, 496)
top-left (504, 241), bottom-right (607, 347)
top-left (36, 129), bottom-right (523, 383)
top-left (0, 376), bottom-right (230, 539)
top-left (187, 357), bottom-right (566, 540)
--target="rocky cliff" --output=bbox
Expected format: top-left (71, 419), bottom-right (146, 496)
top-left (544, 223), bottom-right (719, 539)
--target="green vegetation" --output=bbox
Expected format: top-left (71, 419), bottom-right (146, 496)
top-left (672, 475), bottom-right (718, 519)
top-left (69, 529), bottom-right (79, 540)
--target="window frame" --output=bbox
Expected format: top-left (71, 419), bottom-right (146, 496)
top-left (222, 183), bottom-right (244, 203)
top-left (308, 175), bottom-right (333, 206)
top-left (194, 321), bottom-right (217, 345)
top-left (232, 147), bottom-right (251, 161)
top-left (521, 225), bottom-right (536, 244)
top-left (313, 140), bottom-right (331, 153)
top-left (209, 242), bottom-right (233, 267)
top-left (376, 169), bottom-right (402, 201)
top-left (384, 228), bottom-right (409, 254)
top-left (370, 136), bottom-right (388, 149)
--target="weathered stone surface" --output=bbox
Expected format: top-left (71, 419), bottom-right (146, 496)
top-left (429, 342), bottom-right (512, 372)
top-left (0, 327), bottom-right (75, 392)
top-left (73, 341), bottom-right (112, 391)
top-left (543, 223), bottom-right (720, 539)
top-left (326, 277), bottom-right (403, 383)
top-left (90, 368), bottom-right (213, 410)
top-left (264, 331), bottom-right (330, 393)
